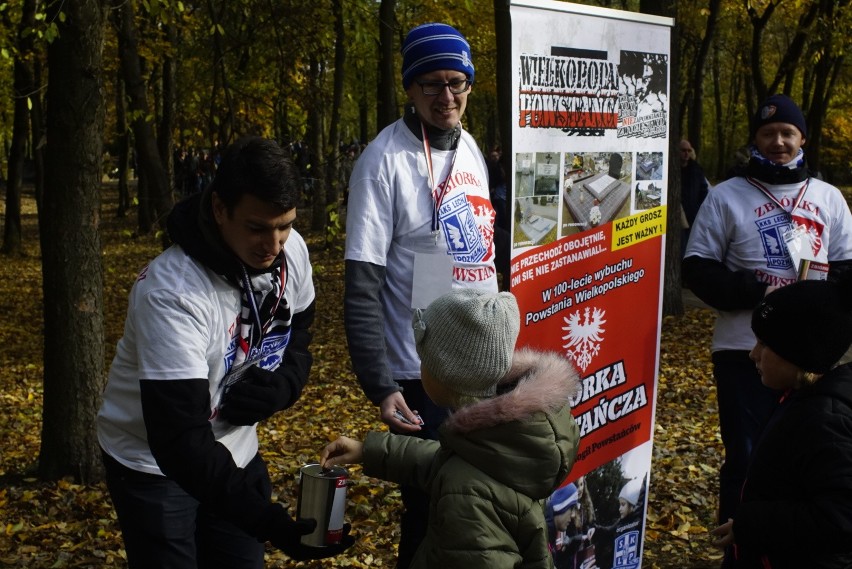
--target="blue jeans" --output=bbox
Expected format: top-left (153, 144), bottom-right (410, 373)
top-left (394, 380), bottom-right (450, 569)
top-left (102, 450), bottom-right (267, 569)
top-left (712, 351), bottom-right (780, 524)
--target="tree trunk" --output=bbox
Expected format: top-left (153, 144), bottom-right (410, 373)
top-left (113, 0), bottom-right (172, 236)
top-left (31, 58), bottom-right (45, 211)
top-left (207, 0), bottom-right (235, 146)
top-left (1, 0), bottom-right (38, 256)
top-left (115, 69), bottom-right (131, 217)
top-left (324, 0), bottom-right (345, 246)
top-left (686, 0), bottom-right (721, 156)
top-left (159, 23), bottom-right (177, 199)
top-left (494, 0), bottom-right (512, 205)
top-left (711, 45), bottom-right (725, 180)
top-left (359, 71), bottom-right (369, 144)
top-left (799, 1), bottom-right (848, 176)
top-left (376, 0), bottom-right (397, 131)
top-left (2, 60), bottom-right (27, 255)
top-left (39, 0), bottom-right (109, 483)
top-left (640, 0), bottom-right (682, 316)
top-left (308, 54), bottom-right (327, 232)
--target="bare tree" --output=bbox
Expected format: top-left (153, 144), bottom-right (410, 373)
top-left (114, 69), bottom-right (132, 217)
top-left (686, 0), bottom-right (721, 156)
top-left (112, 0), bottom-right (172, 236)
top-left (1, 0), bottom-right (39, 255)
top-left (376, 0), bottom-right (397, 131)
top-left (324, 0), bottom-right (346, 245)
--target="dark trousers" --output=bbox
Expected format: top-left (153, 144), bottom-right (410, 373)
top-left (712, 351), bottom-right (780, 567)
top-left (394, 380), bottom-right (450, 569)
top-left (102, 450), bottom-right (268, 569)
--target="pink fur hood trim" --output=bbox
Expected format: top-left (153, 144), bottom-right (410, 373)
top-left (442, 348), bottom-right (581, 434)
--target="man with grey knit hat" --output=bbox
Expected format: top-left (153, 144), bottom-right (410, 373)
top-left (343, 21), bottom-right (497, 567)
top-left (321, 289), bottom-right (581, 569)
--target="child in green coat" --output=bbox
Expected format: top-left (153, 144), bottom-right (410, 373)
top-left (321, 289), bottom-right (581, 568)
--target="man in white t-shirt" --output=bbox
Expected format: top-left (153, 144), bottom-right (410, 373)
top-left (344, 22), bottom-right (498, 568)
top-left (97, 137), bottom-right (352, 568)
top-left (684, 94), bottom-right (852, 568)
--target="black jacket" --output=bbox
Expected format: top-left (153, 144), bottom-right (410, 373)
top-left (732, 363), bottom-right (852, 568)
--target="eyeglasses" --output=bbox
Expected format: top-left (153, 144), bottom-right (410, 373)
top-left (415, 78), bottom-right (472, 96)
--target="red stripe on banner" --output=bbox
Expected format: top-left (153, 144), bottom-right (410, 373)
top-left (518, 109), bottom-right (618, 129)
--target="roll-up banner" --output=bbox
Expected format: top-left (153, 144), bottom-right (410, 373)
top-left (509, 2), bottom-right (673, 568)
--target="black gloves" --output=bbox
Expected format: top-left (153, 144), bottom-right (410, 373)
top-left (219, 365), bottom-right (301, 426)
top-left (275, 523), bottom-right (355, 561)
top-left (258, 504), bottom-right (356, 561)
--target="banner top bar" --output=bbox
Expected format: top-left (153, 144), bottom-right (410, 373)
top-left (511, 0), bottom-right (674, 27)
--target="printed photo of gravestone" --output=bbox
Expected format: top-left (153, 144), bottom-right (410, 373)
top-left (513, 152), bottom-right (560, 248)
top-left (636, 151), bottom-right (663, 180)
top-left (561, 151), bottom-right (632, 237)
top-left (634, 180), bottom-right (662, 210)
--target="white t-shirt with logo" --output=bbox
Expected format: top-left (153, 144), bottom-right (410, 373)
top-left (97, 229), bottom-right (314, 474)
top-left (345, 119), bottom-right (497, 379)
top-left (686, 176), bottom-right (852, 351)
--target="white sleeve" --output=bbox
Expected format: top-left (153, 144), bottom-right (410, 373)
top-left (344, 149), bottom-right (395, 267)
top-left (684, 188), bottom-right (728, 262)
top-left (133, 288), bottom-right (212, 380)
top-left (285, 228), bottom-right (315, 312)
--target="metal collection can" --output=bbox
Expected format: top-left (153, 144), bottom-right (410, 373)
top-left (296, 463), bottom-right (348, 547)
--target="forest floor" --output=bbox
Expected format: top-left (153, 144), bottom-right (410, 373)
top-left (0, 183), bottom-right (724, 568)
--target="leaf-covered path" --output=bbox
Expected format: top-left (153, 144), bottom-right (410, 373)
top-left (0, 189), bottom-right (723, 568)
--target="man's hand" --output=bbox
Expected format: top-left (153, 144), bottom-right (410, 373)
top-left (379, 392), bottom-right (422, 432)
top-left (219, 366), bottom-right (298, 426)
top-left (710, 518), bottom-right (734, 549)
top-left (262, 504), bottom-right (355, 561)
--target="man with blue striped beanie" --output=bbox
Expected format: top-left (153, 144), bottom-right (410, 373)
top-left (344, 21), bottom-right (499, 569)
top-left (401, 23), bottom-right (475, 88)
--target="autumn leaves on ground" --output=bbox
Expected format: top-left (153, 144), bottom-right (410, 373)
top-left (0, 187), bottom-right (722, 568)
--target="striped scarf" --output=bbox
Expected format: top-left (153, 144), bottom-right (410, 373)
top-left (233, 255), bottom-right (291, 367)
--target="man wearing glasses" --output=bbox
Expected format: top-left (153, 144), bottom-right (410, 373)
top-left (343, 22), bottom-right (497, 569)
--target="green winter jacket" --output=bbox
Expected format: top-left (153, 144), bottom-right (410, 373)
top-left (364, 349), bottom-right (581, 569)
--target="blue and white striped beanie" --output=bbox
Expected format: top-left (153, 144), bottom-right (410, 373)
top-left (401, 23), bottom-right (475, 89)
top-left (551, 483), bottom-right (579, 515)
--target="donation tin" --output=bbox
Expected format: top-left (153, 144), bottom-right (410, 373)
top-left (296, 463), bottom-right (348, 547)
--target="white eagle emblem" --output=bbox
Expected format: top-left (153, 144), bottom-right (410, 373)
top-left (562, 306), bottom-right (607, 372)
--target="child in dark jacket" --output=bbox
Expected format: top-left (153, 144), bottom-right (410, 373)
top-left (593, 477), bottom-right (646, 569)
top-left (711, 276), bottom-right (852, 568)
top-left (320, 289), bottom-right (582, 568)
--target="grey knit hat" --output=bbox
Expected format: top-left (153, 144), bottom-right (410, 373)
top-left (412, 289), bottom-right (520, 399)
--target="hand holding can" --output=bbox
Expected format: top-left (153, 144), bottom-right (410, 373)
top-left (297, 464), bottom-right (350, 547)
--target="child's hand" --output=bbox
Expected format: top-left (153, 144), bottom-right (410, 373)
top-left (710, 518), bottom-right (734, 549)
top-left (320, 436), bottom-right (364, 468)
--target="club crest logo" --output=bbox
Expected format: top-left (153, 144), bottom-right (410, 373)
top-left (755, 213), bottom-right (793, 270)
top-left (760, 104), bottom-right (777, 120)
top-left (440, 193), bottom-right (494, 264)
top-left (613, 530), bottom-right (640, 568)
